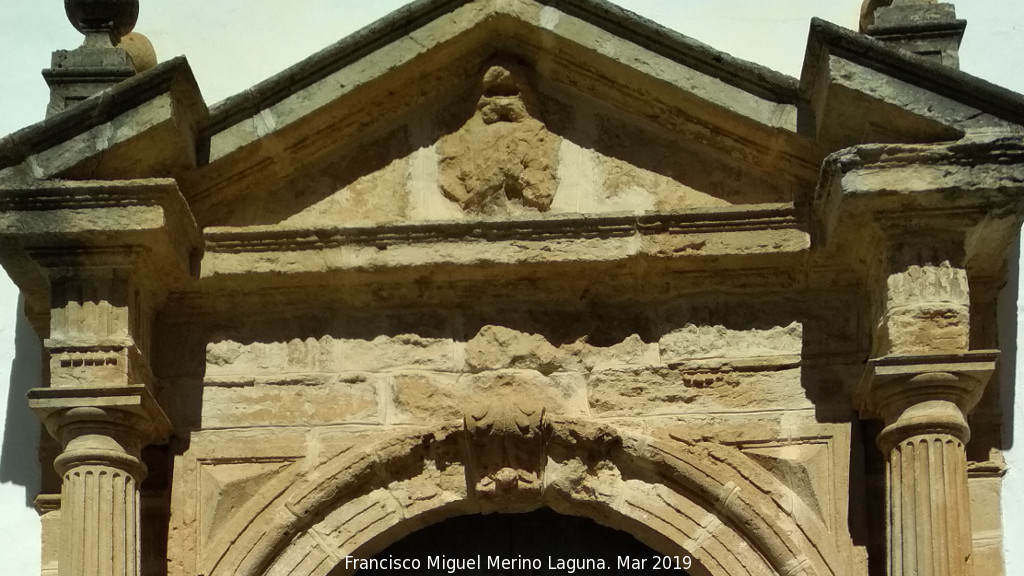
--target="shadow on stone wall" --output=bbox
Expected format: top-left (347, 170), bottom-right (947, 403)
top-left (0, 294), bottom-right (42, 506)
top-left (999, 227), bottom-right (1020, 452)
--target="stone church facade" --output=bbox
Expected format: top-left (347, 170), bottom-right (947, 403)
top-left (1, 1), bottom-right (1023, 575)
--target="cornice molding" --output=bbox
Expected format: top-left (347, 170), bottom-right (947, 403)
top-left (204, 204), bottom-right (801, 255)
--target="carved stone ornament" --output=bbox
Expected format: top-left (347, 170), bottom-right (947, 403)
top-left (438, 61), bottom-right (559, 214)
top-left (463, 398), bottom-right (547, 504)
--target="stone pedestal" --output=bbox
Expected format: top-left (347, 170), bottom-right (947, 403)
top-left (864, 354), bottom-right (996, 576)
top-left (43, 31), bottom-right (137, 117)
top-left (45, 0), bottom-right (142, 117)
top-left (860, 0), bottom-right (966, 68)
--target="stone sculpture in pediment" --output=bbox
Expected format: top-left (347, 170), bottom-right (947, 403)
top-left (438, 60), bottom-right (559, 215)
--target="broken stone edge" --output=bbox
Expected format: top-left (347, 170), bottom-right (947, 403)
top-left (803, 18), bottom-right (1024, 127)
top-left (0, 57), bottom-right (204, 174)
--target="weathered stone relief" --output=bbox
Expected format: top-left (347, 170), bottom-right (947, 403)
top-left (659, 321), bottom-right (803, 362)
top-left (464, 396), bottom-right (546, 504)
top-left (465, 324), bottom-right (563, 373)
top-left (438, 63), bottom-right (560, 215)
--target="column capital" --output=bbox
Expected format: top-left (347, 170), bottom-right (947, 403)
top-left (28, 385), bottom-right (171, 449)
top-left (859, 351), bottom-right (996, 448)
top-left (860, 351), bottom-right (996, 415)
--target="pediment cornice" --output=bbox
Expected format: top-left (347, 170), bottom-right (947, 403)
top-left (1, 0), bottom-right (1023, 311)
top-left (2, 0), bottom-right (1022, 197)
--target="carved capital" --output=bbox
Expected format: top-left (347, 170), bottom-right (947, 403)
top-left (860, 351), bottom-right (996, 448)
top-left (38, 254), bottom-right (163, 387)
top-left (29, 385), bottom-right (171, 480)
top-left (874, 232), bottom-right (972, 355)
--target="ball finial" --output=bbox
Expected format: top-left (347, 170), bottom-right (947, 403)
top-left (64, 0), bottom-right (139, 41)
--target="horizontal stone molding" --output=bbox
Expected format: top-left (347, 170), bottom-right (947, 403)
top-left (0, 178), bottom-right (183, 212)
top-left (204, 204), bottom-right (802, 254)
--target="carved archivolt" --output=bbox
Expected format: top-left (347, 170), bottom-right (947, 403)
top-left (206, 419), bottom-right (842, 576)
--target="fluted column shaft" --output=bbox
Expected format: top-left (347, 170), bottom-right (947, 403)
top-left (875, 378), bottom-right (974, 576)
top-left (52, 409), bottom-right (147, 576)
top-left (59, 465), bottom-right (140, 576)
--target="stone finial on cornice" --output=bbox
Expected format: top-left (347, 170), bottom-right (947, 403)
top-left (43, 0), bottom-right (156, 117)
top-left (859, 0), bottom-right (966, 68)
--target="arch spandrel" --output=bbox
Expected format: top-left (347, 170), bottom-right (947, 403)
top-left (205, 419), bottom-right (844, 576)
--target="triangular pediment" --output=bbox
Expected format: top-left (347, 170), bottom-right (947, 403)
top-left (2, 0), bottom-right (1024, 233)
top-left (181, 0), bottom-right (823, 229)
top-left (199, 51), bottom-right (807, 230)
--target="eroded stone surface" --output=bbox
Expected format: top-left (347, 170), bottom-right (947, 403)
top-left (465, 325), bottom-right (562, 374)
top-left (438, 64), bottom-right (560, 215)
top-left (5, 2), bottom-right (1024, 576)
top-left (659, 322), bottom-right (803, 362)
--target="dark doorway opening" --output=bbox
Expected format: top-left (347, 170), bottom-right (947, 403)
top-left (346, 508), bottom-right (693, 575)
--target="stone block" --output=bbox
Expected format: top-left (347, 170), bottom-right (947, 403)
top-left (659, 322), bottom-right (802, 363)
top-left (200, 377), bottom-right (380, 428)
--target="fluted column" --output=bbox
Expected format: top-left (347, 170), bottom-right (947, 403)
top-left (60, 466), bottom-right (139, 576)
top-left (51, 407), bottom-right (146, 576)
top-left (864, 355), bottom-right (995, 576)
top-left (874, 371), bottom-right (974, 576)
top-left (860, 230), bottom-right (998, 576)
top-left (30, 371), bottom-right (169, 576)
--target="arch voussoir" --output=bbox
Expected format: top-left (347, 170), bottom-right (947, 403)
top-left (210, 420), bottom-right (844, 576)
